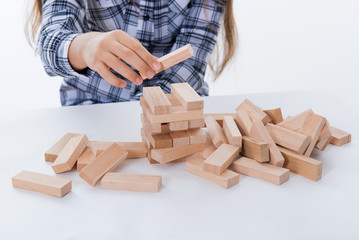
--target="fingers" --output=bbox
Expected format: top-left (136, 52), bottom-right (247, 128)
top-left (105, 53), bottom-right (143, 85)
top-left (96, 62), bottom-right (127, 88)
top-left (114, 31), bottom-right (161, 72)
top-left (110, 41), bottom-right (155, 79)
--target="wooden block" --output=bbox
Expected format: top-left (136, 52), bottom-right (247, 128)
top-left (12, 170), bottom-right (71, 197)
top-left (44, 133), bottom-right (80, 162)
top-left (79, 143), bottom-right (128, 186)
top-left (297, 112), bottom-right (326, 156)
top-left (172, 152), bottom-right (203, 163)
top-left (235, 110), bottom-right (252, 136)
top-left (52, 135), bottom-right (88, 174)
top-left (315, 120), bottom-right (332, 151)
top-left (330, 126), bottom-right (351, 146)
top-left (148, 133), bottom-right (173, 149)
top-left (204, 144), bottom-right (240, 175)
top-left (264, 108), bottom-right (283, 124)
top-left (277, 109), bottom-right (313, 131)
top-left (166, 93), bottom-right (181, 106)
top-left (141, 98), bottom-right (203, 124)
top-left (186, 157), bottom-right (240, 189)
top-left (188, 118), bottom-right (205, 128)
top-left (223, 115), bottom-right (242, 148)
top-left (232, 157), bottom-right (289, 185)
top-left (143, 86), bottom-right (172, 115)
top-left (169, 131), bottom-right (189, 147)
top-left (101, 173), bottom-right (161, 193)
top-left (89, 141), bottom-right (147, 158)
top-left (242, 136), bottom-right (270, 163)
top-left (250, 120), bottom-right (284, 167)
top-left (204, 113), bottom-right (236, 127)
top-left (168, 120), bottom-right (188, 131)
top-left (236, 99), bottom-right (271, 124)
top-left (187, 128), bottom-right (206, 144)
top-left (203, 134), bottom-right (217, 159)
top-left (171, 82), bottom-right (204, 110)
top-left (151, 143), bottom-right (204, 164)
top-left (279, 146), bottom-right (322, 181)
top-left (77, 146), bottom-right (96, 172)
top-left (141, 113), bottom-right (162, 133)
top-left (265, 123), bottom-right (311, 154)
top-left (204, 116), bottom-right (228, 148)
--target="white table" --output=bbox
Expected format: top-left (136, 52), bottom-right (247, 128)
top-left (1, 91), bottom-right (358, 239)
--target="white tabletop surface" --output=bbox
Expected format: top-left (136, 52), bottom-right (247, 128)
top-left (0, 91), bottom-right (358, 240)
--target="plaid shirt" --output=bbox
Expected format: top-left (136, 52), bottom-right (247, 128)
top-left (39, 0), bottom-right (224, 105)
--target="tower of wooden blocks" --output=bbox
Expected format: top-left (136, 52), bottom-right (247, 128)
top-left (140, 83), bottom-right (206, 164)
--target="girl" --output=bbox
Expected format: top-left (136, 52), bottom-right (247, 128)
top-left (26, 0), bottom-right (236, 106)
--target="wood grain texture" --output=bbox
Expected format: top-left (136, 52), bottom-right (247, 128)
top-left (77, 146), bottom-right (96, 172)
top-left (169, 130), bottom-right (190, 147)
top-left (188, 119), bottom-right (205, 128)
top-left (315, 120), bottom-right (332, 151)
top-left (223, 115), bottom-right (242, 148)
top-left (149, 133), bottom-right (173, 149)
top-left (241, 136), bottom-right (270, 163)
top-left (235, 110), bottom-right (252, 136)
top-left (44, 133), bottom-right (80, 162)
top-left (204, 144), bottom-right (240, 175)
top-left (151, 143), bottom-right (204, 164)
top-left (171, 83), bottom-right (204, 110)
top-left (205, 116), bottom-right (228, 148)
top-left (277, 109), bottom-right (313, 131)
top-left (168, 120), bottom-right (189, 131)
top-left (143, 86), bottom-right (172, 115)
top-left (264, 108), bottom-right (284, 124)
top-left (330, 126), bottom-right (351, 146)
top-left (235, 99), bottom-right (270, 124)
top-left (89, 141), bottom-right (147, 158)
top-left (204, 113), bottom-right (236, 127)
top-left (187, 128), bottom-right (206, 144)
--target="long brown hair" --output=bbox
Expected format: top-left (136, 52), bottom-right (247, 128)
top-left (25, 0), bottom-right (237, 79)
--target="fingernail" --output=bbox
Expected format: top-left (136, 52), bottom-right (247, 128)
top-left (136, 78), bottom-right (142, 85)
top-left (147, 70), bottom-right (155, 78)
top-left (120, 82), bottom-right (126, 88)
top-left (153, 62), bottom-right (161, 71)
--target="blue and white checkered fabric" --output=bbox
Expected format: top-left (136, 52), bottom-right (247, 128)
top-left (38, 0), bottom-right (224, 105)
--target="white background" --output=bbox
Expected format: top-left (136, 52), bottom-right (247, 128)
top-left (0, 0), bottom-right (358, 112)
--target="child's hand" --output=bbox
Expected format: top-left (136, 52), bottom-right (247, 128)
top-left (68, 30), bottom-right (161, 88)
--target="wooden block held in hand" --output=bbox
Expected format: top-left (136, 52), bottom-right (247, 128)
top-left (171, 83), bottom-right (204, 110)
top-left (169, 131), bottom-right (190, 147)
top-left (330, 126), bottom-right (351, 146)
top-left (52, 135), bottom-right (88, 174)
top-left (264, 108), bottom-right (283, 124)
top-left (101, 173), bottom-right (162, 193)
top-left (242, 136), bottom-right (270, 163)
top-left (186, 158), bottom-right (240, 189)
top-left (279, 146), bottom-right (322, 181)
top-left (143, 86), bottom-right (172, 115)
top-left (223, 115), bottom-right (242, 148)
top-left (45, 133), bottom-right (80, 162)
top-left (187, 128), bottom-right (206, 144)
top-left (168, 120), bottom-right (188, 131)
top-left (236, 99), bottom-right (271, 124)
top-left (151, 143), bottom-right (204, 164)
top-left (79, 143), bottom-right (128, 186)
top-left (235, 110), bottom-right (252, 136)
top-left (204, 144), bottom-right (240, 175)
top-left (250, 120), bottom-right (284, 167)
top-left (265, 123), bottom-right (311, 154)
top-left (232, 157), bottom-right (289, 185)
top-left (77, 146), bottom-right (96, 172)
top-left (12, 170), bottom-right (71, 197)
top-left (205, 116), bottom-right (228, 148)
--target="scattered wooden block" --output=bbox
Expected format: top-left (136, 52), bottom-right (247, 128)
top-left (79, 143), bottom-right (128, 186)
top-left (148, 133), bottom-right (173, 149)
top-left (89, 141), bottom-right (147, 158)
top-left (52, 135), bottom-right (88, 174)
top-left (315, 120), bottom-right (332, 151)
top-left (151, 143), bottom-right (205, 164)
top-left (44, 133), bottom-right (80, 162)
top-left (279, 146), bottom-right (322, 181)
top-left (223, 115), bottom-right (242, 148)
top-left (264, 108), bottom-right (283, 124)
top-left (204, 144), bottom-right (240, 175)
top-left (330, 126), bottom-right (351, 146)
top-left (143, 86), bottom-right (172, 115)
top-left (236, 99), bottom-right (271, 124)
top-left (187, 128), bottom-right (206, 144)
top-left (265, 123), bottom-right (311, 154)
top-left (101, 173), bottom-right (162, 193)
top-left (277, 109), bottom-right (313, 131)
top-left (77, 146), bottom-right (96, 172)
top-left (188, 119), bottom-right (205, 128)
top-left (186, 157), bottom-right (240, 189)
top-left (171, 83), bottom-right (204, 110)
top-left (235, 110), bottom-right (252, 136)
top-left (168, 120), bottom-right (188, 131)
top-left (204, 116), bottom-right (228, 148)
top-left (232, 157), bottom-right (290, 185)
top-left (203, 134), bottom-right (217, 159)
top-left (12, 170), bottom-right (71, 197)
top-left (242, 136), bottom-right (270, 163)
top-left (204, 113), bottom-right (236, 127)
top-left (297, 112), bottom-right (326, 156)
top-left (250, 120), bottom-right (284, 167)
top-left (169, 131), bottom-right (190, 147)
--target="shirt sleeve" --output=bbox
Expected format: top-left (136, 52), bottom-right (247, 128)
top-left (153, 0), bottom-right (225, 95)
top-left (38, 0), bottom-right (87, 78)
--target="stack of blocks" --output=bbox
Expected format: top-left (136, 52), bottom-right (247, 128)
top-left (140, 83), bottom-right (206, 164)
